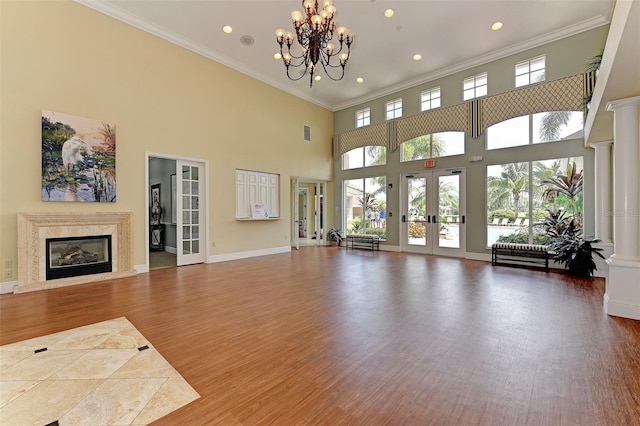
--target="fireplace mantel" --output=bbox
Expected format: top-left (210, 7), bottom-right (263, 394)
top-left (16, 212), bottom-right (136, 293)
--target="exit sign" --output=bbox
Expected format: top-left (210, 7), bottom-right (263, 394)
top-left (424, 159), bottom-right (436, 168)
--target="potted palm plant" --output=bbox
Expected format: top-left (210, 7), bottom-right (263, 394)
top-left (327, 227), bottom-right (344, 247)
top-left (538, 163), bottom-right (604, 277)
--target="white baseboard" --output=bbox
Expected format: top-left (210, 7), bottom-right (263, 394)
top-left (379, 244), bottom-right (400, 252)
top-left (0, 280), bottom-right (17, 294)
top-left (164, 246), bottom-right (177, 254)
top-left (134, 264), bottom-right (148, 274)
top-left (208, 246), bottom-right (291, 263)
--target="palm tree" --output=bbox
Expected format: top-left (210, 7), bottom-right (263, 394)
top-left (401, 134), bottom-right (444, 160)
top-left (541, 161), bottom-right (583, 223)
top-left (538, 111), bottom-right (571, 142)
top-left (487, 163), bottom-right (529, 218)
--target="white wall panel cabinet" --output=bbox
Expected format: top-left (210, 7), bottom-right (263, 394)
top-left (236, 169), bottom-right (280, 219)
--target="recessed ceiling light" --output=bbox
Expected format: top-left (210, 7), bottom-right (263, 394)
top-left (222, 25), bottom-right (233, 34)
top-left (384, 8), bottom-right (394, 18)
top-left (356, 77), bottom-right (364, 83)
top-left (273, 53), bottom-right (282, 60)
top-left (314, 75), bottom-right (322, 81)
top-left (413, 54), bottom-right (422, 61)
top-left (491, 22), bottom-right (503, 31)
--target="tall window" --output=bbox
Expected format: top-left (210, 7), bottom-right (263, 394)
top-left (515, 55), bottom-right (545, 87)
top-left (463, 72), bottom-right (487, 100)
top-left (356, 107), bottom-right (370, 128)
top-left (421, 87), bottom-right (441, 111)
top-left (386, 98), bottom-right (402, 120)
top-left (486, 111), bottom-right (583, 150)
top-left (344, 176), bottom-right (387, 239)
top-left (342, 146), bottom-right (387, 170)
top-left (486, 157), bottom-right (583, 246)
top-left (400, 132), bottom-right (465, 162)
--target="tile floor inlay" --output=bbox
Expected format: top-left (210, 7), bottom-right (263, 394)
top-left (0, 317), bottom-right (199, 425)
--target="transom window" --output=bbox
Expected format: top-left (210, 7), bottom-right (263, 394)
top-left (386, 98), bottom-right (403, 120)
top-left (342, 146), bottom-right (387, 170)
top-left (515, 55), bottom-right (545, 87)
top-left (401, 132), bottom-right (465, 162)
top-left (356, 107), bottom-right (370, 128)
top-left (463, 72), bottom-right (487, 100)
top-left (486, 111), bottom-right (583, 150)
top-left (421, 87), bottom-right (441, 111)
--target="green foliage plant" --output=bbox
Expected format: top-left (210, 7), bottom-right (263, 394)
top-left (327, 228), bottom-right (344, 246)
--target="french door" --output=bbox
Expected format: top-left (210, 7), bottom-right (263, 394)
top-left (177, 160), bottom-right (206, 266)
top-left (401, 169), bottom-right (466, 257)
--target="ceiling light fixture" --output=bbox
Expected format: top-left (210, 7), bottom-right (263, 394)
top-left (384, 8), bottom-right (394, 18)
top-left (356, 77), bottom-right (364, 83)
top-left (276, 0), bottom-right (353, 88)
top-left (491, 21), bottom-right (503, 31)
top-left (413, 54), bottom-right (422, 61)
top-left (222, 25), bottom-right (233, 34)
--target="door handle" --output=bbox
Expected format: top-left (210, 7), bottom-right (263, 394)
top-left (427, 216), bottom-right (431, 223)
top-left (432, 215), bottom-right (437, 223)
top-left (461, 216), bottom-right (466, 224)
top-left (402, 215), bottom-right (406, 223)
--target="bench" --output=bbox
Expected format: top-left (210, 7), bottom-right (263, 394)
top-left (491, 242), bottom-right (549, 270)
top-left (346, 234), bottom-right (380, 251)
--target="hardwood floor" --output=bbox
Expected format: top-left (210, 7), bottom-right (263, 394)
top-left (2, 247), bottom-right (640, 425)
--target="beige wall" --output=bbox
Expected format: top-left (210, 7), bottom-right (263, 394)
top-left (0, 0), bottom-right (334, 282)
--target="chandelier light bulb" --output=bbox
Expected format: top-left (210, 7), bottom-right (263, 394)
top-left (291, 10), bottom-right (303, 25)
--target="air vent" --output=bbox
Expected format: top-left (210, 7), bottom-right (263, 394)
top-left (303, 125), bottom-right (311, 142)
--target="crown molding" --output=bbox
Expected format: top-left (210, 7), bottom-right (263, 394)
top-left (332, 14), bottom-right (611, 111)
top-left (73, 0), bottom-right (333, 110)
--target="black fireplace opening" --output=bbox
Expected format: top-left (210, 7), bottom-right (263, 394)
top-left (46, 235), bottom-right (112, 280)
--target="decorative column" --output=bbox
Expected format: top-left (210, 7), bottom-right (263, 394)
top-left (591, 141), bottom-right (613, 243)
top-left (604, 96), bottom-right (640, 320)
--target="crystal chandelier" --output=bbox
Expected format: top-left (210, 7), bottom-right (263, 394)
top-left (275, 0), bottom-right (353, 88)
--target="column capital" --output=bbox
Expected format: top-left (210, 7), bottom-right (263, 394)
top-left (606, 96), bottom-right (640, 112)
top-left (590, 140), bottom-right (613, 148)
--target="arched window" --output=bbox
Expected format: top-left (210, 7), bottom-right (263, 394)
top-left (400, 132), bottom-right (464, 162)
top-left (486, 111), bottom-right (583, 150)
top-left (342, 146), bottom-right (386, 170)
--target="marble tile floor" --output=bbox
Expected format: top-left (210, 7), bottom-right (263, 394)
top-left (0, 317), bottom-right (199, 425)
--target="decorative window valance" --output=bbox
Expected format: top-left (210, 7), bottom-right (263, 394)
top-left (336, 73), bottom-right (589, 157)
top-left (482, 74), bottom-right (584, 130)
top-left (337, 122), bottom-right (389, 157)
top-left (396, 103), bottom-right (467, 145)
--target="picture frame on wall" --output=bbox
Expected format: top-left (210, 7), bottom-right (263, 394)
top-left (150, 184), bottom-right (162, 224)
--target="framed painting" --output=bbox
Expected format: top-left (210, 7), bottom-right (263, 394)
top-left (41, 110), bottom-right (116, 202)
top-left (150, 184), bottom-right (162, 224)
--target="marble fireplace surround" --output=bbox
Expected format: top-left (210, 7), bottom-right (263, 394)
top-left (16, 212), bottom-right (136, 294)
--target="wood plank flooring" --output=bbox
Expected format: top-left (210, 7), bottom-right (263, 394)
top-left (2, 247), bottom-right (640, 425)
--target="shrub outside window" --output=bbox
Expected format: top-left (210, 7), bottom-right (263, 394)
top-left (515, 55), bottom-right (545, 87)
top-left (463, 72), bottom-right (487, 100)
top-left (486, 156), bottom-right (583, 246)
top-left (342, 146), bottom-right (387, 170)
top-left (421, 87), bottom-right (441, 111)
top-left (401, 132), bottom-right (465, 162)
top-left (344, 177), bottom-right (387, 239)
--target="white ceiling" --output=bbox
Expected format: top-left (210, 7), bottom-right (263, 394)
top-left (77, 0), bottom-right (614, 111)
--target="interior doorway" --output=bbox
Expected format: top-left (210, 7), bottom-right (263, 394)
top-left (146, 153), bottom-right (208, 271)
top-left (291, 178), bottom-right (327, 249)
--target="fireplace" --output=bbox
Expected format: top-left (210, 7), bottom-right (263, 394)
top-left (16, 212), bottom-right (136, 293)
top-left (46, 235), bottom-right (113, 280)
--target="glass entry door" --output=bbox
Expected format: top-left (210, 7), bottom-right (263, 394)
top-left (401, 169), bottom-right (466, 257)
top-left (177, 160), bottom-right (206, 266)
